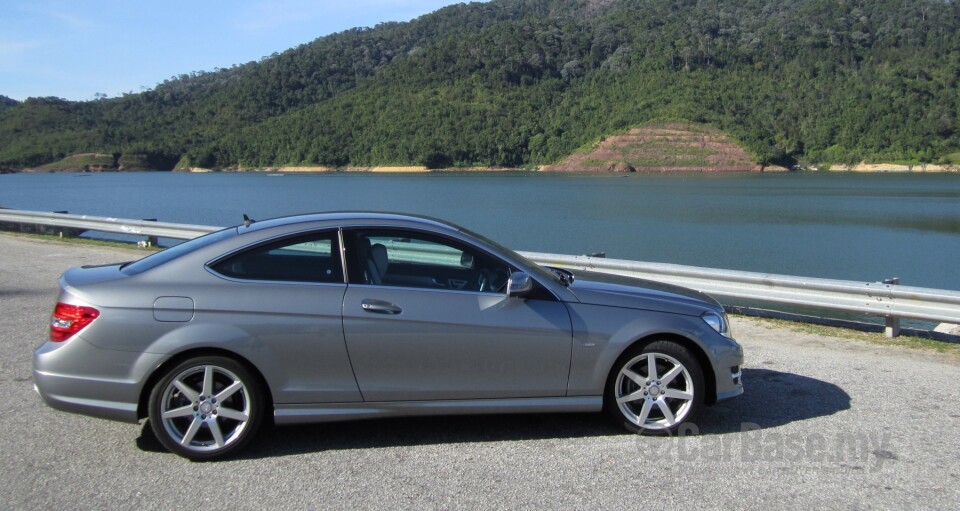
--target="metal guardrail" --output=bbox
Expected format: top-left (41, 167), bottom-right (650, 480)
top-left (0, 209), bottom-right (216, 240)
top-left (521, 252), bottom-right (960, 332)
top-left (2, 209), bottom-right (959, 335)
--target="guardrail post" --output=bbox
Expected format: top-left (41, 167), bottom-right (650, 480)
top-left (53, 211), bottom-right (71, 238)
top-left (144, 218), bottom-right (158, 247)
top-left (884, 278), bottom-right (901, 338)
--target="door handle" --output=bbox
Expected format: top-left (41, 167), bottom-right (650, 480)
top-left (361, 299), bottom-right (402, 315)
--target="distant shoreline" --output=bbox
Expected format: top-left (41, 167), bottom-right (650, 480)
top-left (6, 163), bottom-right (960, 174)
top-left (239, 165), bottom-right (524, 174)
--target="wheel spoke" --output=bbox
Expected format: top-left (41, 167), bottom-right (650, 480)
top-left (617, 389), bottom-right (646, 404)
top-left (656, 399), bottom-right (676, 424)
top-left (637, 399), bottom-right (654, 425)
top-left (216, 407), bottom-right (248, 422)
top-left (215, 381), bottom-right (244, 402)
top-left (161, 404), bottom-right (194, 419)
top-left (646, 354), bottom-right (658, 380)
top-left (180, 417), bottom-right (202, 446)
top-left (663, 388), bottom-right (693, 401)
top-left (202, 366), bottom-right (215, 397)
top-left (173, 379), bottom-right (200, 403)
top-left (660, 364), bottom-right (684, 386)
top-left (209, 420), bottom-right (225, 448)
top-left (622, 368), bottom-right (645, 386)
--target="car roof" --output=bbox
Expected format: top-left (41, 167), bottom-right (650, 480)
top-left (238, 211), bottom-right (465, 235)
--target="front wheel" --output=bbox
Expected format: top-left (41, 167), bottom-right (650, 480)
top-left (148, 356), bottom-right (264, 461)
top-left (606, 341), bottom-right (705, 435)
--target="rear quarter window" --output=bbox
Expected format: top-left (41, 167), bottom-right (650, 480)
top-left (210, 231), bottom-right (343, 284)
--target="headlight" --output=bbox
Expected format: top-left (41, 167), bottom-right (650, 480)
top-left (702, 311), bottom-right (731, 337)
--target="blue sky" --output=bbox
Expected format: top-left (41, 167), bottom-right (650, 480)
top-left (1, 0), bottom-right (482, 102)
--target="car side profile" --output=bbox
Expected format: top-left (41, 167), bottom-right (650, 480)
top-left (34, 212), bottom-right (743, 460)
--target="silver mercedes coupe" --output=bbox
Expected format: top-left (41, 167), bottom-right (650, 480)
top-left (34, 212), bottom-right (744, 460)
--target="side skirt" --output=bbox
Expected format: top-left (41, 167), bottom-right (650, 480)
top-left (273, 396), bottom-right (602, 425)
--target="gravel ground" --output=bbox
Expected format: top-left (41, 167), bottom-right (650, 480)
top-left (2, 234), bottom-right (958, 510)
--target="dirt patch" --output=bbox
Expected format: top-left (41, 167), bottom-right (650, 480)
top-left (541, 122), bottom-right (763, 172)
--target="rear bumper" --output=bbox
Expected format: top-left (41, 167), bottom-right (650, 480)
top-left (33, 379), bottom-right (139, 423)
top-left (33, 337), bottom-right (162, 424)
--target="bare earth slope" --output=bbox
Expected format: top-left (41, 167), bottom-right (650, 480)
top-left (542, 122), bottom-right (763, 172)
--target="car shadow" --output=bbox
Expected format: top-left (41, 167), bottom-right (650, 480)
top-left (135, 368), bottom-right (850, 459)
top-left (134, 411), bottom-right (624, 457)
top-left (695, 368), bottom-right (851, 434)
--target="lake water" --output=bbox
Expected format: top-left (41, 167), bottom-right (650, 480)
top-left (2, 171), bottom-right (959, 293)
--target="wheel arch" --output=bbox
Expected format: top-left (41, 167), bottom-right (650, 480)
top-left (137, 348), bottom-right (274, 422)
top-left (609, 333), bottom-right (718, 406)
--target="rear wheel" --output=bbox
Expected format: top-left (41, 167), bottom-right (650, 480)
top-left (606, 341), bottom-right (705, 434)
top-left (148, 356), bottom-right (264, 460)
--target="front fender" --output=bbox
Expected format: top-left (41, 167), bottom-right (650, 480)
top-left (565, 303), bottom-right (716, 396)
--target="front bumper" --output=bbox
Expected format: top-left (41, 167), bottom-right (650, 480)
top-left (714, 339), bottom-right (745, 402)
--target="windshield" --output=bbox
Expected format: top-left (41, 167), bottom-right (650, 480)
top-left (120, 227), bottom-right (237, 276)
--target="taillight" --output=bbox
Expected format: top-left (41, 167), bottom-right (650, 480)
top-left (50, 302), bottom-right (100, 342)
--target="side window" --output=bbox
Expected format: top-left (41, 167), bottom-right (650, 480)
top-left (211, 231), bottom-right (344, 284)
top-left (346, 230), bottom-right (511, 293)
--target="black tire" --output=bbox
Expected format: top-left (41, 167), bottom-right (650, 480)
top-left (604, 340), bottom-right (705, 435)
top-left (148, 356), bottom-right (264, 461)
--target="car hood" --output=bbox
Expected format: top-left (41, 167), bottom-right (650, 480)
top-left (564, 269), bottom-right (722, 316)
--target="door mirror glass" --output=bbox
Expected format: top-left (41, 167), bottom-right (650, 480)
top-left (506, 272), bottom-right (534, 297)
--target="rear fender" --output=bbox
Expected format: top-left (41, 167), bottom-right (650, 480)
top-left (141, 322), bottom-right (285, 400)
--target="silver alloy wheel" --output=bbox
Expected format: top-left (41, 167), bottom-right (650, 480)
top-left (614, 352), bottom-right (695, 430)
top-left (158, 364), bottom-right (251, 453)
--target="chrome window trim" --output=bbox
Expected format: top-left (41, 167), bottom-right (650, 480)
top-left (202, 269), bottom-right (349, 288)
top-left (345, 281), bottom-right (508, 298)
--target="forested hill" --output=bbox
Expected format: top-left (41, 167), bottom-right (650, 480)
top-left (1, 0), bottom-right (958, 170)
top-left (0, 96), bottom-right (18, 112)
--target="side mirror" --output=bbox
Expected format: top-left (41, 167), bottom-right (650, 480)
top-left (506, 272), bottom-right (534, 298)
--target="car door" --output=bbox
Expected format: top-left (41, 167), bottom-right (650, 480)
top-left (341, 228), bottom-right (573, 401)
